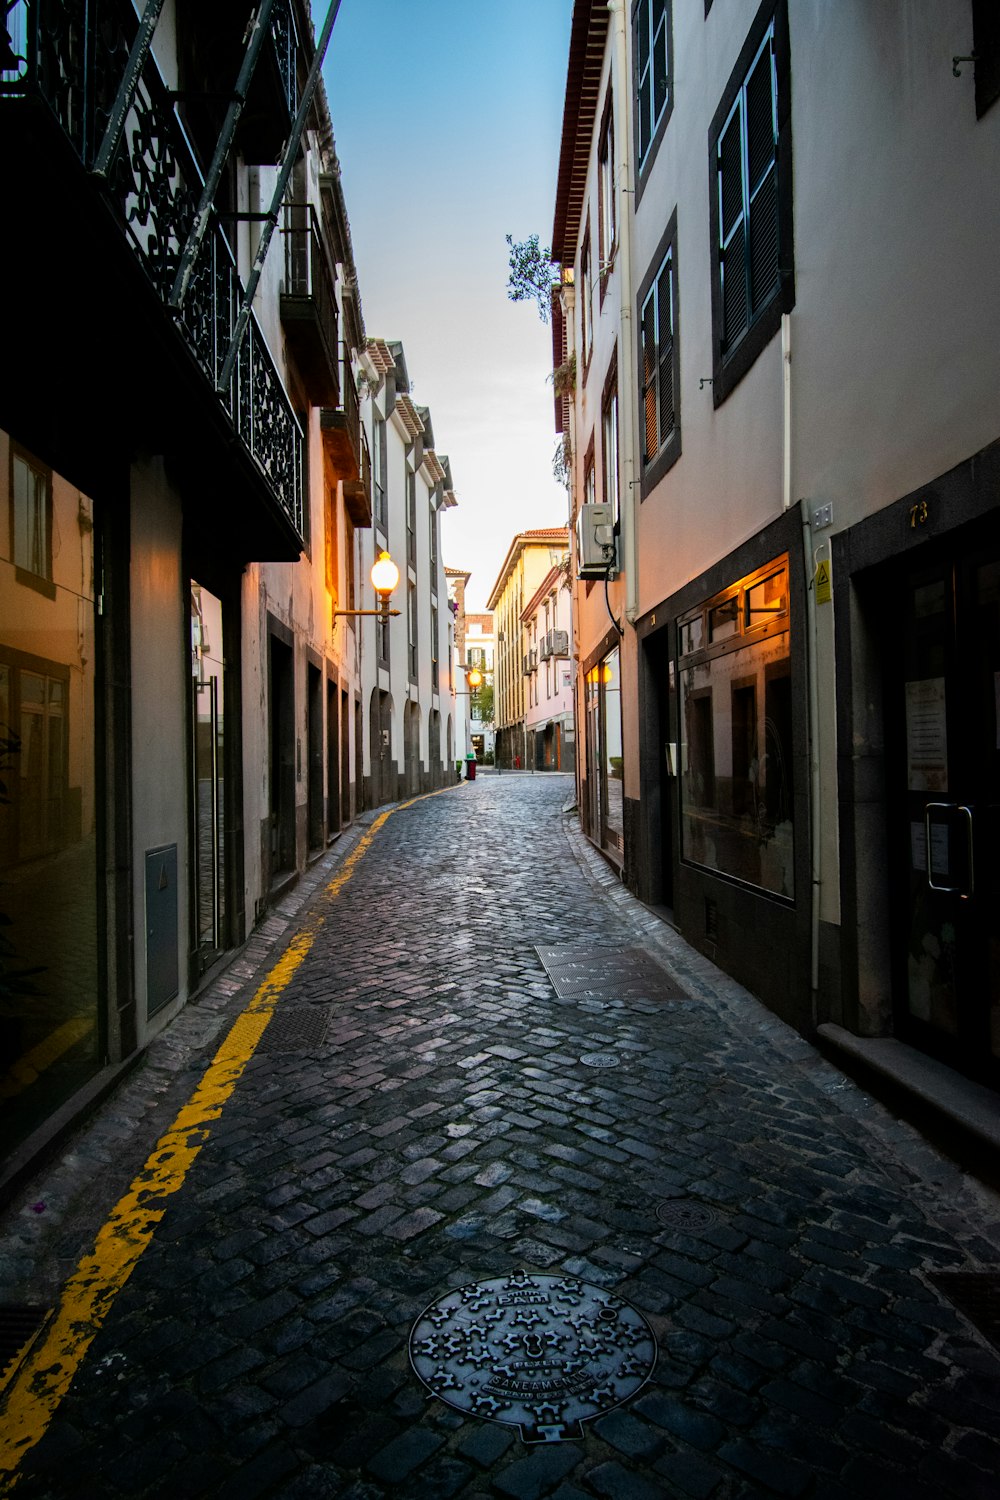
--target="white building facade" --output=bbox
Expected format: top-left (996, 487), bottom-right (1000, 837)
top-left (552, 0), bottom-right (1000, 1116)
top-left (358, 340), bottom-right (457, 804)
top-left (523, 560), bottom-right (574, 772)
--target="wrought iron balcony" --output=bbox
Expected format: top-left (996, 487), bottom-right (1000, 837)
top-left (281, 202), bottom-right (340, 406)
top-left (320, 347), bottom-right (371, 528)
top-left (1, 0), bottom-right (304, 546)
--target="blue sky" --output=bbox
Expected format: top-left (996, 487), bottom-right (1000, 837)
top-left (315, 0), bottom-right (574, 610)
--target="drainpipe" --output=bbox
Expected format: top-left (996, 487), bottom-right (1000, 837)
top-left (782, 312), bottom-right (792, 511)
top-left (607, 0), bottom-right (638, 624)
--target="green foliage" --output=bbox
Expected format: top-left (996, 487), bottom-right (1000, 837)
top-left (471, 684), bottom-right (494, 726)
top-left (553, 434), bottom-right (572, 487)
top-left (506, 234), bottom-right (557, 323)
top-left (549, 355), bottom-right (576, 399)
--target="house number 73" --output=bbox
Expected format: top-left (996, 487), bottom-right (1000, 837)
top-left (909, 499), bottom-right (929, 528)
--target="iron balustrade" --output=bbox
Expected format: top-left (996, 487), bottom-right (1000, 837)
top-left (282, 201), bottom-right (339, 365)
top-left (1, 0), bottom-right (304, 541)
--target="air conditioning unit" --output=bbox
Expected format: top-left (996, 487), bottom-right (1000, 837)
top-left (575, 502), bottom-right (617, 578)
top-left (550, 629), bottom-right (569, 658)
top-left (538, 637), bottom-right (552, 660)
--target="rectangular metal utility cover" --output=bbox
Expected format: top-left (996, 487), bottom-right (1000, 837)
top-left (145, 844), bottom-right (179, 1016)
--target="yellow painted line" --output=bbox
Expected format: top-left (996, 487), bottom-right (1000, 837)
top-left (0, 1019), bottom-right (94, 1103)
top-left (0, 787), bottom-right (457, 1486)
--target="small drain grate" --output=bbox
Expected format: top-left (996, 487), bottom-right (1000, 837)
top-left (655, 1199), bottom-right (721, 1232)
top-left (0, 1306), bottom-right (48, 1391)
top-left (580, 1053), bottom-right (621, 1068)
top-left (929, 1272), bottom-right (1000, 1354)
top-left (258, 1006), bottom-right (330, 1052)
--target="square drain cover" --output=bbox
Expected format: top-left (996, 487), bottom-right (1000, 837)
top-left (929, 1272), bottom-right (1000, 1354)
top-left (258, 1006), bottom-right (330, 1052)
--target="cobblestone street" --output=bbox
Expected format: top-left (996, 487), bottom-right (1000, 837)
top-left (2, 773), bottom-right (1000, 1498)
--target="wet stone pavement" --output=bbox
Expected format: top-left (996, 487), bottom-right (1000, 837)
top-left (3, 772), bottom-right (1000, 1498)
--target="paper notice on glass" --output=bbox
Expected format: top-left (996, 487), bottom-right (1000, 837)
top-left (911, 819), bottom-right (950, 877)
top-left (905, 678), bottom-right (948, 792)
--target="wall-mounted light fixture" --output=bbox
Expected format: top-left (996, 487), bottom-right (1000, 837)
top-left (334, 550), bottom-right (401, 622)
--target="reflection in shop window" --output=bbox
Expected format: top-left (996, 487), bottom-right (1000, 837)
top-left (679, 559), bottom-right (794, 898)
top-left (12, 451), bottom-right (52, 580)
top-left (1, 447), bottom-right (98, 1155)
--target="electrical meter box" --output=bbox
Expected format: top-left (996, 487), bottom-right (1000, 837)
top-left (575, 503), bottom-right (618, 578)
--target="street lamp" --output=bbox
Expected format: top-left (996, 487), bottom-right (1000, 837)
top-left (334, 549), bottom-right (401, 621)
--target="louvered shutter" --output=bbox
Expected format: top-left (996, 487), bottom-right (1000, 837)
top-left (657, 257), bottom-right (674, 444)
top-left (641, 292), bottom-right (658, 462)
top-left (718, 111), bottom-right (747, 352)
top-left (745, 37), bottom-right (778, 316)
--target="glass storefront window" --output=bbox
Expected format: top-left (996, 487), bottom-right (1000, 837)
top-left (603, 648), bottom-right (624, 853)
top-left (679, 559), bottom-right (794, 898)
top-left (1, 447), bottom-right (99, 1155)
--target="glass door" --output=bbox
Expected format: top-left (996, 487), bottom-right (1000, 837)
top-left (191, 583), bottom-right (226, 971)
top-left (893, 541), bottom-right (1000, 1084)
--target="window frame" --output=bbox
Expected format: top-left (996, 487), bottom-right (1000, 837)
top-left (407, 581), bottom-right (418, 684)
top-left (580, 219), bottom-right (594, 375)
top-left (598, 91), bottom-right (617, 302)
top-left (601, 357), bottom-right (620, 530)
top-left (633, 0), bottom-right (673, 201)
top-left (10, 444), bottom-right (55, 598)
top-left (708, 0), bottom-right (793, 407)
top-left (636, 209), bottom-right (681, 497)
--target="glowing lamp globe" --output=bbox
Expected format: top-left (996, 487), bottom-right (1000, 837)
top-left (371, 550), bottom-right (400, 598)
top-left (467, 668), bottom-right (483, 689)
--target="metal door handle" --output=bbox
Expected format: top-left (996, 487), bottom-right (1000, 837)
top-left (924, 802), bottom-right (974, 899)
top-left (958, 804), bottom-right (974, 899)
top-left (929, 810), bottom-right (959, 888)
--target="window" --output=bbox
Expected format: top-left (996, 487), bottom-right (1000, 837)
top-left (638, 213), bottom-right (680, 491)
top-left (972, 1), bottom-right (1000, 118)
top-left (373, 418), bottom-right (388, 533)
top-left (640, 251), bottom-right (673, 463)
top-left (11, 450), bottom-right (52, 584)
top-left (709, 2), bottom-right (793, 403)
top-left (407, 582), bottom-right (418, 681)
top-left (406, 466), bottom-right (417, 568)
top-left (430, 601), bottom-right (438, 673)
top-left (678, 557), bottom-right (794, 897)
top-left (598, 96), bottom-right (617, 293)
top-left (429, 508), bottom-right (438, 576)
top-left (602, 371), bottom-right (620, 528)
top-left (634, 0), bottom-right (671, 175)
top-left (584, 648), bottom-right (624, 856)
top-left (580, 224), bottom-right (594, 370)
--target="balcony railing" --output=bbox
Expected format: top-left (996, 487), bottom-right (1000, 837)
top-left (1, 0), bottom-right (303, 540)
top-left (320, 350), bottom-right (371, 527)
top-left (281, 201), bottom-right (339, 404)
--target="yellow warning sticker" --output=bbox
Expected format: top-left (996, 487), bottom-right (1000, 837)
top-left (815, 558), bottom-right (832, 605)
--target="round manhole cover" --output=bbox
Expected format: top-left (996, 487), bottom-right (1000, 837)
top-left (655, 1199), bottom-right (720, 1232)
top-left (580, 1053), bottom-right (620, 1068)
top-left (409, 1272), bottom-right (656, 1442)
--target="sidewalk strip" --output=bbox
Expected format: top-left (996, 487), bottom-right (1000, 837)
top-left (0, 789), bottom-right (455, 1485)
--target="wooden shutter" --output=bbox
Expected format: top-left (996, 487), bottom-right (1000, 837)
top-left (746, 35), bottom-right (779, 316)
top-left (718, 111), bottom-right (747, 352)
